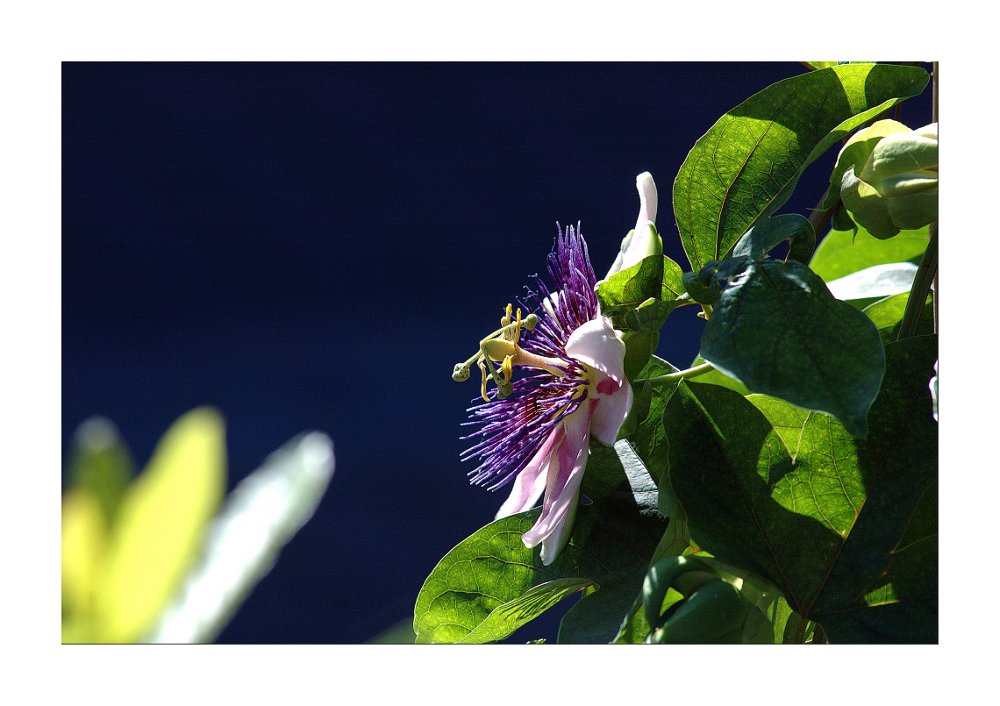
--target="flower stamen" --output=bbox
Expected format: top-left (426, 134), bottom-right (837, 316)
top-left (452, 304), bottom-right (543, 398)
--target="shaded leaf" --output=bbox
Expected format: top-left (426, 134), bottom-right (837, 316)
top-left (664, 336), bottom-right (937, 642)
top-left (733, 214), bottom-right (814, 261)
top-left (673, 63), bottom-right (928, 271)
top-left (699, 259), bottom-right (885, 436)
top-left (558, 566), bottom-right (647, 643)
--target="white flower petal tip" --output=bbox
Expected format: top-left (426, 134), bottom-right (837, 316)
top-left (635, 171), bottom-right (658, 229)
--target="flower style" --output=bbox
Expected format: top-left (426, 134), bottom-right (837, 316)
top-left (454, 173), bottom-right (659, 565)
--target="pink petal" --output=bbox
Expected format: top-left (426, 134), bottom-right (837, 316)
top-left (590, 374), bottom-right (633, 446)
top-left (565, 317), bottom-right (626, 384)
top-left (494, 426), bottom-right (563, 520)
top-left (522, 404), bottom-right (593, 562)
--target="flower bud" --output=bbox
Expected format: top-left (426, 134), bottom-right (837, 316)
top-left (830, 120), bottom-right (937, 239)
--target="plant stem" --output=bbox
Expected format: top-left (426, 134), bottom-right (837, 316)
top-left (896, 228), bottom-right (937, 340)
top-left (639, 362), bottom-right (716, 387)
top-left (787, 186), bottom-right (830, 264)
top-left (931, 61), bottom-right (939, 334)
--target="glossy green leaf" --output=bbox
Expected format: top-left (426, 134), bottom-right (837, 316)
top-left (462, 577), bottom-right (594, 644)
top-left (745, 394), bottom-right (811, 456)
top-left (664, 336), bottom-right (937, 642)
top-left (689, 355), bottom-right (749, 396)
top-left (673, 63), bottom-right (928, 271)
top-left (863, 292), bottom-right (933, 343)
top-left (622, 331), bottom-right (659, 381)
top-left (413, 498), bottom-right (665, 643)
top-left (809, 224), bottom-right (929, 282)
top-left (597, 255), bottom-right (689, 333)
top-left (804, 61), bottom-right (839, 70)
top-left (619, 355), bottom-right (677, 492)
top-left (557, 566), bottom-right (647, 643)
top-left (700, 259), bottom-right (885, 436)
top-left (733, 214), bottom-right (814, 261)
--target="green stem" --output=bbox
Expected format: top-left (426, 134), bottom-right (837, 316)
top-left (896, 227), bottom-right (937, 340)
top-left (931, 61), bottom-right (938, 334)
top-left (639, 362), bottom-right (716, 387)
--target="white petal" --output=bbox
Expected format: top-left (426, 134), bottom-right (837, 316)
top-left (494, 427), bottom-right (561, 519)
top-left (604, 172), bottom-right (659, 279)
top-left (635, 171), bottom-right (658, 230)
top-left (565, 317), bottom-right (626, 384)
top-left (521, 406), bottom-right (592, 553)
top-left (590, 375), bottom-right (633, 446)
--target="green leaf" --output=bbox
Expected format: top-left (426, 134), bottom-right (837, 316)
top-left (804, 61), bottom-right (839, 70)
top-left (809, 224), bottom-right (929, 282)
top-left (597, 255), bottom-right (689, 333)
top-left (597, 254), bottom-right (662, 313)
top-left (732, 214), bottom-right (814, 261)
top-left (689, 355), bottom-right (749, 396)
top-left (413, 499), bottom-right (665, 643)
top-left (94, 408), bottom-right (226, 643)
top-left (673, 63), bottom-right (929, 271)
top-left (863, 292), bottom-right (933, 343)
top-left (745, 394), bottom-right (811, 456)
top-left (67, 417), bottom-right (135, 527)
top-left (622, 331), bottom-right (659, 381)
top-left (664, 336), bottom-right (937, 642)
top-left (700, 259), bottom-right (885, 436)
top-left (621, 355), bottom-right (678, 492)
top-left (557, 566), bottom-right (648, 643)
top-left (461, 577), bottom-right (594, 644)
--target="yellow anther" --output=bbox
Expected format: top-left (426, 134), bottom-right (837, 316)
top-left (501, 354), bottom-right (513, 383)
top-left (478, 358), bottom-right (490, 402)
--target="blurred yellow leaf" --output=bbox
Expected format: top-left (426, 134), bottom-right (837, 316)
top-left (62, 488), bottom-right (107, 641)
top-left (93, 407), bottom-right (226, 643)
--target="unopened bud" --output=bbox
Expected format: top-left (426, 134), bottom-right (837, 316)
top-left (831, 120), bottom-right (938, 239)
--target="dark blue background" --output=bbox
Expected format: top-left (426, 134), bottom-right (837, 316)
top-left (62, 62), bottom-right (929, 643)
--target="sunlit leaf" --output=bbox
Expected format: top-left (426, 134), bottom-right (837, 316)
top-left (826, 262), bottom-right (917, 302)
top-left (809, 224), bottom-right (929, 282)
top-left (461, 578), bottom-right (594, 644)
top-left (673, 63), bottom-right (928, 271)
top-left (62, 488), bottom-right (108, 640)
top-left (94, 408), bottom-right (226, 643)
